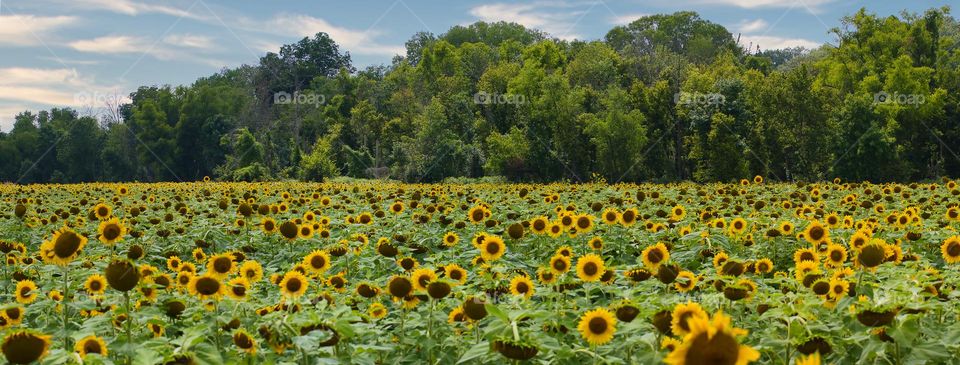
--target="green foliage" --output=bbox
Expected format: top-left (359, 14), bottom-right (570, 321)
top-left (2, 8), bottom-right (959, 183)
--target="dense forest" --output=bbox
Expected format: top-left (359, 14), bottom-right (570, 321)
top-left (1, 8), bottom-right (958, 184)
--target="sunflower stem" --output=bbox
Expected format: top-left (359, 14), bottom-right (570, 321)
top-left (62, 265), bottom-right (70, 351)
top-left (124, 290), bottom-right (132, 365)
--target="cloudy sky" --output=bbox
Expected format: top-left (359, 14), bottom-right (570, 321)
top-left (0, 0), bottom-right (947, 130)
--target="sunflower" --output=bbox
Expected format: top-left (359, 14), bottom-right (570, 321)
top-left (411, 268), bottom-right (438, 291)
top-left (41, 227), bottom-right (87, 266)
top-left (368, 302), bottom-right (388, 319)
top-left (279, 271), bottom-right (309, 298)
top-left (468, 205), bottom-right (490, 224)
top-left (576, 254), bottom-right (605, 282)
top-left (754, 258), bottom-right (773, 274)
top-left (226, 277), bottom-right (250, 301)
top-left (664, 311), bottom-right (760, 365)
top-left (642, 242), bottom-right (670, 270)
top-left (442, 232), bottom-right (459, 247)
top-left (303, 250), bottom-right (331, 274)
top-left (620, 208), bottom-right (639, 226)
top-left (824, 244), bottom-right (847, 268)
top-left (794, 261), bottom-right (820, 282)
top-left (803, 221), bottom-right (829, 245)
top-left (1, 330), bottom-right (51, 364)
top-left (793, 247), bottom-right (819, 264)
top-left (387, 276), bottom-right (413, 298)
top-left (166, 256), bottom-right (182, 271)
top-left (728, 218), bottom-right (748, 236)
top-left (261, 218), bottom-right (278, 234)
top-left (828, 277), bottom-right (849, 300)
top-left (530, 216), bottom-right (550, 234)
top-left (675, 271), bottom-right (698, 292)
top-left (239, 260), bottom-right (264, 282)
top-left (97, 218), bottom-right (126, 245)
top-left (92, 203), bottom-right (112, 220)
top-left (588, 237), bottom-right (604, 251)
top-left (444, 264), bottom-right (468, 285)
top-left (75, 335), bottom-right (107, 359)
top-left (547, 222), bottom-right (564, 238)
top-left (574, 214), bottom-right (594, 232)
top-left (3, 306), bottom-right (24, 326)
top-left (857, 240), bottom-right (887, 269)
top-left (671, 205), bottom-right (687, 221)
top-left (577, 308), bottom-right (617, 346)
top-left (207, 253), bottom-right (236, 278)
top-left (232, 329), bottom-right (257, 354)
top-left (15, 280), bottom-right (38, 304)
top-left (601, 209), bottom-right (620, 225)
top-left (713, 252), bottom-right (730, 271)
top-left (549, 255), bottom-right (571, 274)
top-left (537, 268), bottom-right (557, 285)
top-left (941, 236), bottom-right (960, 264)
top-left (509, 275), bottom-right (535, 299)
top-left (480, 235), bottom-right (506, 261)
top-left (670, 302), bottom-right (708, 336)
top-left (298, 224), bottom-right (314, 239)
top-left (279, 221), bottom-right (299, 241)
top-left (192, 248), bottom-right (206, 263)
top-left (188, 274), bottom-right (225, 301)
top-left (779, 221), bottom-right (795, 235)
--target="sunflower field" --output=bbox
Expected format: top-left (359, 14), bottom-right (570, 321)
top-left (1, 179), bottom-right (960, 364)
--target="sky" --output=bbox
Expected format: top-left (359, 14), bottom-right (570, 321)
top-left (0, 0), bottom-right (950, 131)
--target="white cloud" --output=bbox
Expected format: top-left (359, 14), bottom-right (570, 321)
top-left (609, 13), bottom-right (649, 26)
top-left (736, 19), bottom-right (769, 33)
top-left (68, 35), bottom-right (149, 54)
top-left (0, 14), bottom-right (77, 46)
top-left (248, 14), bottom-right (404, 57)
top-left (468, 2), bottom-right (587, 40)
top-left (0, 67), bottom-right (125, 109)
top-left (739, 35), bottom-right (820, 51)
top-left (50, 0), bottom-right (206, 20)
top-left (67, 35), bottom-right (226, 67)
top-left (698, 0), bottom-right (835, 10)
top-left (163, 34), bottom-right (216, 49)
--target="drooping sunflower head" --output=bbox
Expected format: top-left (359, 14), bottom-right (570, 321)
top-left (43, 227), bottom-right (88, 266)
top-left (2, 330), bottom-right (52, 364)
top-left (232, 329), bottom-right (257, 354)
top-left (387, 276), bottom-right (413, 298)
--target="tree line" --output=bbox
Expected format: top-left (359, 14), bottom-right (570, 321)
top-left (1, 8), bottom-right (958, 184)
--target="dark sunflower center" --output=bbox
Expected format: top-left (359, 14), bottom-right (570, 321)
top-left (577, 217), bottom-right (590, 229)
top-left (418, 275), bottom-right (431, 288)
top-left (264, 221), bottom-right (275, 230)
top-left (647, 250), bottom-right (664, 264)
top-left (583, 262), bottom-right (598, 276)
top-left (97, 207), bottom-right (109, 216)
top-left (553, 260), bottom-right (567, 271)
top-left (588, 317), bottom-right (608, 334)
top-left (213, 258), bottom-right (232, 273)
top-left (685, 331), bottom-right (740, 365)
top-left (486, 243), bottom-right (501, 255)
top-left (232, 285), bottom-right (246, 296)
top-left (235, 334), bottom-right (253, 348)
top-left (449, 271), bottom-right (462, 280)
top-left (606, 212), bottom-right (617, 221)
top-left (83, 340), bottom-right (103, 354)
top-left (472, 210), bottom-right (484, 221)
top-left (196, 277), bottom-right (221, 295)
top-left (533, 220), bottom-right (546, 230)
top-left (830, 251), bottom-right (843, 261)
top-left (809, 226), bottom-right (825, 241)
top-left (623, 211), bottom-right (635, 222)
top-left (948, 242), bottom-right (960, 256)
top-left (286, 278), bottom-right (302, 293)
top-left (800, 252), bottom-right (815, 261)
top-left (103, 224), bottom-right (121, 240)
top-left (516, 282), bottom-right (529, 293)
top-left (54, 232), bottom-right (82, 258)
top-left (20, 287), bottom-right (32, 297)
top-left (311, 256), bottom-right (326, 269)
top-left (280, 222), bottom-right (298, 239)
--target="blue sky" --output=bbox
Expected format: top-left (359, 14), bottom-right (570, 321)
top-left (0, 0), bottom-right (949, 130)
